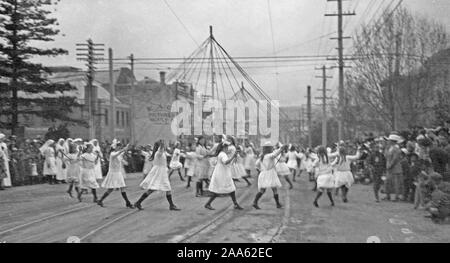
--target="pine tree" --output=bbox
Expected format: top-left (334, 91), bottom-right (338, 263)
top-left (0, 0), bottom-right (86, 135)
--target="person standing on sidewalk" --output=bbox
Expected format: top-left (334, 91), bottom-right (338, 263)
top-left (367, 143), bottom-right (386, 202)
top-left (384, 134), bottom-right (404, 202)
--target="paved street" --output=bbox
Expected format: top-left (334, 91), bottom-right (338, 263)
top-left (0, 173), bottom-right (448, 243)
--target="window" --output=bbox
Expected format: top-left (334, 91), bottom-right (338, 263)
top-left (116, 111), bottom-right (120, 126)
top-left (121, 111), bottom-right (125, 127)
top-left (104, 109), bottom-right (109, 126)
top-left (126, 112), bottom-right (129, 127)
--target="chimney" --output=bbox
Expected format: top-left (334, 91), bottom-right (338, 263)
top-left (159, 71), bottom-right (166, 85)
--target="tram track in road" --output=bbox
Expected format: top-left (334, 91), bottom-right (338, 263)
top-left (170, 186), bottom-right (291, 243)
top-left (77, 186), bottom-right (194, 243)
top-left (168, 184), bottom-right (257, 243)
top-left (0, 177), bottom-right (188, 239)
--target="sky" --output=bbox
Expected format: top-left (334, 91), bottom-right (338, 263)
top-left (33, 0), bottom-right (450, 106)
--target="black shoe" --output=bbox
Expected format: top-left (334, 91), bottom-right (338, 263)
top-left (234, 204), bottom-right (244, 210)
top-left (170, 205), bottom-right (181, 211)
top-left (97, 201), bottom-right (104, 207)
top-left (67, 190), bottom-right (73, 198)
top-left (253, 203), bottom-right (261, 210)
top-left (343, 198), bottom-right (348, 203)
top-left (204, 204), bottom-right (215, 210)
top-left (126, 202), bottom-right (134, 209)
top-left (134, 202), bottom-right (143, 210)
top-left (93, 198), bottom-right (98, 203)
top-left (313, 201), bottom-right (319, 208)
top-left (276, 203), bottom-right (283, 209)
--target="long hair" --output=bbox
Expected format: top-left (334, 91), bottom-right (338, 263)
top-left (197, 136), bottom-right (205, 147)
top-left (289, 145), bottom-right (296, 152)
top-left (260, 146), bottom-right (273, 161)
top-left (337, 147), bottom-right (347, 165)
top-left (212, 142), bottom-right (228, 157)
top-left (317, 146), bottom-right (329, 164)
top-left (228, 136), bottom-right (236, 146)
top-left (149, 141), bottom-right (163, 161)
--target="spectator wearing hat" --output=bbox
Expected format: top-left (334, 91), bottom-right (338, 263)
top-left (367, 143), bottom-right (386, 202)
top-left (0, 133), bottom-right (12, 187)
top-left (427, 173), bottom-right (450, 223)
top-left (384, 134), bottom-right (404, 202)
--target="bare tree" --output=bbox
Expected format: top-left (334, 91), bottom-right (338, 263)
top-left (346, 6), bottom-right (448, 131)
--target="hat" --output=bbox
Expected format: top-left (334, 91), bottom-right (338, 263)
top-left (262, 141), bottom-right (273, 147)
top-left (73, 138), bottom-right (83, 143)
top-left (0, 133), bottom-right (5, 140)
top-left (387, 134), bottom-right (404, 143)
top-left (401, 148), bottom-right (409, 155)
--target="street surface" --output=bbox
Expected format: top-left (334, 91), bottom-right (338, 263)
top-left (0, 173), bottom-right (449, 243)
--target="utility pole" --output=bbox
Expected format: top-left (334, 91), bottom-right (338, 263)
top-left (76, 39), bottom-right (104, 139)
top-left (315, 66), bottom-right (333, 146)
top-left (129, 54), bottom-right (136, 144)
top-left (326, 0), bottom-right (355, 141)
top-left (393, 30), bottom-right (402, 131)
top-left (307, 85), bottom-right (312, 148)
top-left (108, 48), bottom-right (116, 140)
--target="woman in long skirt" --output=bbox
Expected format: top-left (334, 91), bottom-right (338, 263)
top-left (194, 136), bottom-right (211, 197)
top-left (252, 142), bottom-right (288, 209)
top-left (204, 140), bottom-right (243, 210)
top-left (55, 139), bottom-right (67, 184)
top-left (97, 141), bottom-right (133, 208)
top-left (0, 133), bottom-right (12, 188)
top-left (40, 140), bottom-right (57, 185)
top-left (244, 142), bottom-right (257, 177)
top-left (65, 142), bottom-right (81, 198)
top-left (77, 143), bottom-right (100, 203)
top-left (274, 143), bottom-right (293, 189)
top-left (134, 140), bottom-right (180, 211)
top-left (168, 141), bottom-right (184, 182)
top-left (331, 147), bottom-right (361, 203)
top-left (91, 139), bottom-right (103, 181)
top-left (287, 145), bottom-right (305, 182)
top-left (313, 146), bottom-right (335, 207)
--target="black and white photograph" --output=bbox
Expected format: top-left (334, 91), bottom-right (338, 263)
top-left (0, 0), bottom-right (450, 245)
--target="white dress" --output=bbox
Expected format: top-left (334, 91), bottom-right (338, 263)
top-left (169, 148), bottom-right (183, 169)
top-left (184, 152), bottom-right (197, 177)
top-left (93, 148), bottom-right (103, 180)
top-left (275, 153), bottom-right (291, 176)
top-left (79, 153), bottom-right (100, 189)
top-left (194, 145), bottom-right (210, 180)
top-left (208, 152), bottom-right (236, 194)
top-left (244, 147), bottom-right (256, 171)
top-left (0, 142), bottom-right (11, 187)
top-left (102, 151), bottom-right (127, 189)
top-left (332, 154), bottom-right (359, 188)
top-left (55, 147), bottom-right (67, 181)
top-left (314, 159), bottom-right (335, 189)
top-left (287, 151), bottom-right (305, 170)
top-left (258, 152), bottom-right (282, 190)
top-left (305, 153), bottom-right (317, 173)
top-left (65, 153), bottom-right (80, 183)
top-left (140, 150), bottom-right (171, 191)
top-left (43, 148), bottom-right (57, 176)
top-left (229, 145), bottom-right (245, 179)
top-left (142, 151), bottom-right (153, 176)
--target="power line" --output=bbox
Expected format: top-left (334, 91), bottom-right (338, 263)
top-left (162, 0), bottom-right (200, 47)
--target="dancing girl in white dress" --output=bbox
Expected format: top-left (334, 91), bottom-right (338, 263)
top-left (97, 141), bottom-right (134, 208)
top-left (252, 142), bottom-right (288, 209)
top-left (134, 140), bottom-right (180, 211)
